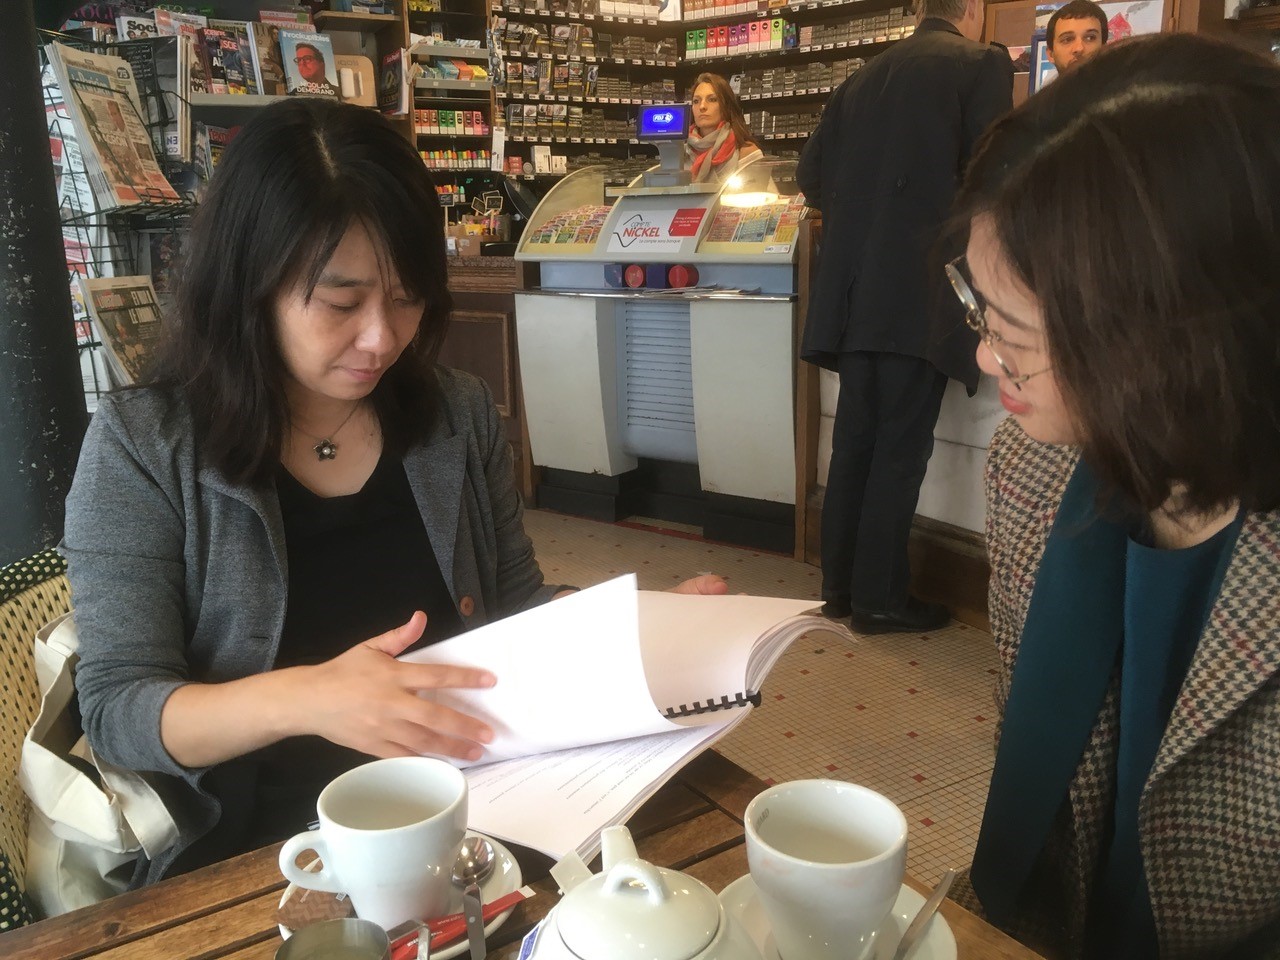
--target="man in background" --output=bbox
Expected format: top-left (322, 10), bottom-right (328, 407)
top-left (1046, 0), bottom-right (1109, 73)
top-left (798, 0), bottom-right (1012, 634)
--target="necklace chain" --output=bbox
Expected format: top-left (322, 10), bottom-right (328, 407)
top-left (292, 403), bottom-right (361, 462)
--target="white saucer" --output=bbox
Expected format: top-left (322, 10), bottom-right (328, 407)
top-left (278, 832), bottom-right (523, 960)
top-left (719, 874), bottom-right (957, 960)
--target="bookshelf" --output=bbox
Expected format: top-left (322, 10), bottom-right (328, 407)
top-left (313, 10), bottom-right (403, 31)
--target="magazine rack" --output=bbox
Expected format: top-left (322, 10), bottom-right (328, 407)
top-left (39, 31), bottom-right (198, 408)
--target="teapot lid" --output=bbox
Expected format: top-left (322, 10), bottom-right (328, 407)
top-left (557, 858), bottom-right (722, 960)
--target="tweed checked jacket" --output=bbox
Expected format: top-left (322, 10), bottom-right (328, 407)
top-left (965, 417), bottom-right (1280, 959)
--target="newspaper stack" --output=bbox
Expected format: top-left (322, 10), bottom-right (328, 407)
top-left (45, 42), bottom-right (180, 212)
top-left (79, 276), bottom-right (164, 387)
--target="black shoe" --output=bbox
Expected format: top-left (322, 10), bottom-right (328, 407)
top-left (850, 597), bottom-right (950, 635)
top-left (819, 599), bottom-right (852, 619)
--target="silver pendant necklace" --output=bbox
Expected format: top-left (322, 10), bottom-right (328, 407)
top-left (294, 403), bottom-right (361, 461)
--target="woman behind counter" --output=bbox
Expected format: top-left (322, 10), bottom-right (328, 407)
top-left (686, 72), bottom-right (762, 182)
top-left (62, 97), bottom-right (725, 886)
top-left (950, 33), bottom-right (1280, 959)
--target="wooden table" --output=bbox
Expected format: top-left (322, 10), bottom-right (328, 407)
top-left (2, 752), bottom-right (1043, 959)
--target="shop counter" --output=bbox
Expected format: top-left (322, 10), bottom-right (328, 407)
top-left (513, 159), bottom-right (814, 552)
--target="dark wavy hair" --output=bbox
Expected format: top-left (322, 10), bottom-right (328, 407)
top-left (151, 98), bottom-right (452, 487)
top-left (959, 33), bottom-right (1280, 514)
top-left (690, 72), bottom-right (756, 150)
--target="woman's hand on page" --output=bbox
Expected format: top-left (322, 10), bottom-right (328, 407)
top-left (304, 611), bottom-right (496, 762)
top-left (670, 574), bottom-right (730, 595)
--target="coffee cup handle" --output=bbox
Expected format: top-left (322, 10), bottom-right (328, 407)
top-left (278, 831), bottom-right (343, 893)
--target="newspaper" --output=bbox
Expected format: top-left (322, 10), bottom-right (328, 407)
top-left (112, 35), bottom-right (191, 163)
top-left (45, 42), bottom-right (179, 211)
top-left (79, 276), bottom-right (164, 386)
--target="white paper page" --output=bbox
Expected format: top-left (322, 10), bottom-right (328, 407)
top-left (637, 591), bottom-right (823, 720)
top-left (401, 575), bottom-right (684, 764)
top-left (463, 711), bottom-right (747, 860)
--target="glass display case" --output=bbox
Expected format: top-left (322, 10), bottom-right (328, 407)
top-left (516, 157), bottom-right (808, 266)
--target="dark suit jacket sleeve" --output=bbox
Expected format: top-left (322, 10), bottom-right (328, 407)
top-left (796, 96), bottom-right (830, 207)
top-left (961, 47), bottom-right (1015, 167)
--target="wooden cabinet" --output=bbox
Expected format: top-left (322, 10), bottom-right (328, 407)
top-left (440, 257), bottom-right (536, 499)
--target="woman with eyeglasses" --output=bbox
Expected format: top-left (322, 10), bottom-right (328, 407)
top-left (945, 33), bottom-right (1280, 959)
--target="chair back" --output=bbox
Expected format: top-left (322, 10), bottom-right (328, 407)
top-left (0, 550), bottom-right (72, 916)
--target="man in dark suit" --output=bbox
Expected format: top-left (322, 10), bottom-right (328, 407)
top-left (798, 0), bottom-right (1012, 633)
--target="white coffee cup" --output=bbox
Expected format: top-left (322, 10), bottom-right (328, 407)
top-left (745, 780), bottom-right (907, 960)
top-left (278, 757), bottom-right (467, 932)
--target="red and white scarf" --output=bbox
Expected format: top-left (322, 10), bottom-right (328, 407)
top-left (686, 122), bottom-right (740, 182)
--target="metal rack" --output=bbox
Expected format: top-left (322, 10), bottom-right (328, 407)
top-left (40, 30), bottom-right (198, 410)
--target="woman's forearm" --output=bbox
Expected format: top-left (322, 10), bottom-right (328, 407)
top-left (159, 666), bottom-right (312, 768)
top-left (158, 618), bottom-right (498, 768)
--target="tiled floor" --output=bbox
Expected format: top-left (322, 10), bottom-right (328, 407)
top-left (524, 507), bottom-right (1001, 886)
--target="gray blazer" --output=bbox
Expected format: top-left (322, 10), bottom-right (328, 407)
top-left (62, 368), bottom-right (559, 882)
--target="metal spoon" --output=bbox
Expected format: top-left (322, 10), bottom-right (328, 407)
top-left (891, 868), bottom-right (956, 960)
top-left (451, 835), bottom-right (497, 888)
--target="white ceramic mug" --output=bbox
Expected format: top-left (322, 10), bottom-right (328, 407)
top-left (278, 757), bottom-right (467, 932)
top-left (744, 780), bottom-right (907, 960)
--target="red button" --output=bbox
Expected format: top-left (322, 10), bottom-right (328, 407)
top-left (459, 596), bottom-right (476, 617)
top-left (668, 264), bottom-right (699, 288)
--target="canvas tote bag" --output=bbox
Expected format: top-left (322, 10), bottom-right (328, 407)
top-left (18, 612), bottom-right (178, 917)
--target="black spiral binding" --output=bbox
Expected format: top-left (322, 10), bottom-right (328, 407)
top-left (663, 690), bottom-right (762, 719)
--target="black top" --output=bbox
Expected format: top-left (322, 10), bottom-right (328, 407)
top-left (186, 452), bottom-right (465, 862)
top-left (796, 18), bottom-right (1014, 389)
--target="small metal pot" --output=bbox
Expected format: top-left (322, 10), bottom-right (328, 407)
top-left (276, 917), bottom-right (391, 960)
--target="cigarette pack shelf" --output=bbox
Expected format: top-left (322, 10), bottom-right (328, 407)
top-left (512, 155), bottom-right (813, 550)
top-left (491, 0), bottom-right (683, 181)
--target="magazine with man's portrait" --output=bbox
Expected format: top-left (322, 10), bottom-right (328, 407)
top-left (278, 29), bottom-right (339, 98)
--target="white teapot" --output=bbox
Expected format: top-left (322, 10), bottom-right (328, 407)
top-left (525, 825), bottom-right (764, 960)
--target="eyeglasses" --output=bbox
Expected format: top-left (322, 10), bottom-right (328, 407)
top-left (945, 256), bottom-right (1050, 390)
top-left (294, 54), bottom-right (321, 64)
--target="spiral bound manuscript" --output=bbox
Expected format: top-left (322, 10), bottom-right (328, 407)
top-left (663, 690), bottom-right (763, 719)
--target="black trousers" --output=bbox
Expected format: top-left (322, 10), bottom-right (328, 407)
top-left (821, 351), bottom-right (948, 612)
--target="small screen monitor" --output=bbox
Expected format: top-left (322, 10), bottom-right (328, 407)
top-left (636, 104), bottom-right (690, 142)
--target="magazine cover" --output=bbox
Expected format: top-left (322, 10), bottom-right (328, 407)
top-left (154, 9), bottom-right (206, 36)
top-left (142, 230), bottom-right (189, 310)
top-left (220, 35), bottom-right (249, 93)
top-left (259, 10), bottom-right (315, 29)
top-left (200, 27), bottom-right (231, 94)
top-left (79, 276), bottom-right (164, 386)
top-left (280, 30), bottom-right (339, 97)
top-left (46, 42), bottom-right (179, 210)
top-left (207, 125), bottom-right (240, 168)
top-left (207, 20), bottom-right (259, 95)
top-left (249, 22), bottom-right (288, 96)
top-left (378, 48), bottom-right (408, 115)
top-left (115, 15), bottom-right (157, 39)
